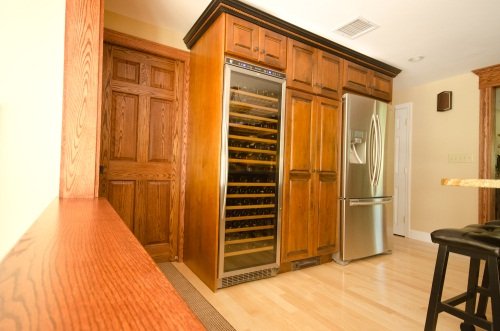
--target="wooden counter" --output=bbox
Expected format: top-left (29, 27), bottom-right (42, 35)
top-left (0, 198), bottom-right (205, 330)
top-left (441, 178), bottom-right (500, 188)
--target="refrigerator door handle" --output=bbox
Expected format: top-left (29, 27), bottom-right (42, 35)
top-left (368, 113), bottom-right (377, 187)
top-left (374, 113), bottom-right (382, 187)
top-left (349, 198), bottom-right (392, 206)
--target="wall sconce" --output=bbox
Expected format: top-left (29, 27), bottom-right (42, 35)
top-left (437, 91), bottom-right (452, 111)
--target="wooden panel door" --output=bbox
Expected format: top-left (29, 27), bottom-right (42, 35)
top-left (258, 28), bottom-right (287, 69)
top-left (316, 51), bottom-right (342, 100)
top-left (225, 15), bottom-right (259, 62)
top-left (286, 39), bottom-right (316, 94)
top-left (313, 97), bottom-right (339, 256)
top-left (342, 60), bottom-right (371, 96)
top-left (282, 90), bottom-right (315, 262)
top-left (100, 43), bottom-right (184, 262)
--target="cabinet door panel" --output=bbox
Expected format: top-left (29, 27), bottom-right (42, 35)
top-left (225, 15), bottom-right (259, 61)
top-left (287, 91), bottom-right (314, 172)
top-left (282, 176), bottom-right (313, 261)
top-left (342, 61), bottom-right (371, 95)
top-left (315, 97), bottom-right (339, 172)
top-left (259, 28), bottom-right (287, 69)
top-left (371, 71), bottom-right (393, 101)
top-left (286, 39), bottom-right (315, 93)
top-left (314, 97), bottom-right (339, 255)
top-left (315, 175), bottom-right (338, 255)
top-left (317, 51), bottom-right (342, 99)
top-left (282, 90), bottom-right (315, 262)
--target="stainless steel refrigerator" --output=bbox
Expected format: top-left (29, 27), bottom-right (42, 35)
top-left (334, 93), bottom-right (395, 264)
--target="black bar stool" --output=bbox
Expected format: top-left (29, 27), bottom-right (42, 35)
top-left (424, 223), bottom-right (500, 331)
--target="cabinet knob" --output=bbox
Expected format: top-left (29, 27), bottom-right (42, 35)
top-left (261, 49), bottom-right (266, 54)
top-left (253, 46), bottom-right (259, 52)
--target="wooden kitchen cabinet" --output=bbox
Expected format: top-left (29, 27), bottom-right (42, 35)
top-left (225, 15), bottom-right (287, 69)
top-left (281, 89), bottom-right (340, 263)
top-left (343, 60), bottom-right (393, 101)
top-left (287, 39), bottom-right (342, 100)
top-left (183, 0), bottom-right (399, 286)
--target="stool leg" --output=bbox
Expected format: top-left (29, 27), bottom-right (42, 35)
top-left (476, 261), bottom-right (489, 320)
top-left (487, 256), bottom-right (500, 331)
top-left (425, 244), bottom-right (449, 331)
top-left (466, 258), bottom-right (481, 315)
top-left (461, 258), bottom-right (481, 330)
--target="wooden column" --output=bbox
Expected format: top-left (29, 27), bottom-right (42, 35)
top-left (59, 0), bottom-right (104, 198)
top-left (473, 64), bottom-right (500, 223)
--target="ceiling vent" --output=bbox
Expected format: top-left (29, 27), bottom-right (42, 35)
top-left (335, 18), bottom-right (378, 39)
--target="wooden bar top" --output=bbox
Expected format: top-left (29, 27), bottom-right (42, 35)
top-left (441, 178), bottom-right (500, 188)
top-left (0, 198), bottom-right (205, 330)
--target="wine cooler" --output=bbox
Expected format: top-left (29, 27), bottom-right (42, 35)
top-left (218, 58), bottom-right (286, 288)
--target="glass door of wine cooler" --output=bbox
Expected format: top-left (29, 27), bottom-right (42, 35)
top-left (218, 58), bottom-right (285, 287)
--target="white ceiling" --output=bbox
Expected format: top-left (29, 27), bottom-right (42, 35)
top-left (105, 0), bottom-right (500, 90)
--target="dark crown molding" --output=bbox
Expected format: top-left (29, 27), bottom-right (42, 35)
top-left (184, 0), bottom-right (401, 77)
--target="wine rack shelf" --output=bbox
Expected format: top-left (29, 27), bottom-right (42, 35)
top-left (219, 61), bottom-right (284, 278)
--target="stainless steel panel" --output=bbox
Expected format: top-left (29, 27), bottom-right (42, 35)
top-left (341, 93), bottom-right (394, 199)
top-left (339, 197), bottom-right (393, 262)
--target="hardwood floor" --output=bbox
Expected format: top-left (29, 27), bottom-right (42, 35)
top-left (173, 236), bottom-right (492, 330)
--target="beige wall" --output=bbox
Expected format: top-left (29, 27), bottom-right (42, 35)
top-left (104, 11), bottom-right (188, 51)
top-left (0, 0), bottom-right (66, 260)
top-left (393, 73), bottom-right (479, 239)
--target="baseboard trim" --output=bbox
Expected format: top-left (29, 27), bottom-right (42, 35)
top-left (407, 229), bottom-right (432, 243)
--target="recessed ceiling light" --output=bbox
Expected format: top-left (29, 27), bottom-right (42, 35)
top-left (408, 56), bottom-right (425, 63)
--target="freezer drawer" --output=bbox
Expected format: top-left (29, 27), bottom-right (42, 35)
top-left (338, 197), bottom-right (393, 262)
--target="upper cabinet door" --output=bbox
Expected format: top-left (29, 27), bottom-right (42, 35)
top-left (287, 39), bottom-right (342, 100)
top-left (371, 71), bottom-right (392, 101)
top-left (286, 39), bottom-right (316, 94)
top-left (342, 60), bottom-right (393, 101)
top-left (342, 61), bottom-right (371, 96)
top-left (225, 15), bottom-right (286, 70)
top-left (258, 28), bottom-right (287, 69)
top-left (316, 51), bottom-right (342, 100)
top-left (225, 15), bottom-right (259, 62)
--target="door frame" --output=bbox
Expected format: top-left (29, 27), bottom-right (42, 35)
top-left (393, 102), bottom-right (412, 236)
top-left (60, 1), bottom-right (190, 259)
top-left (473, 64), bottom-right (500, 224)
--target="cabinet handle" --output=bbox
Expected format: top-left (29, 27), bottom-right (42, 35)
top-left (253, 46), bottom-right (259, 52)
top-left (261, 49), bottom-right (266, 54)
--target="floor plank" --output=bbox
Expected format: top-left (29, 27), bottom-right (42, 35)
top-left (173, 236), bottom-right (490, 330)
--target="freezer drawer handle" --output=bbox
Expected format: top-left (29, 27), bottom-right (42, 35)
top-left (349, 198), bottom-right (392, 206)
